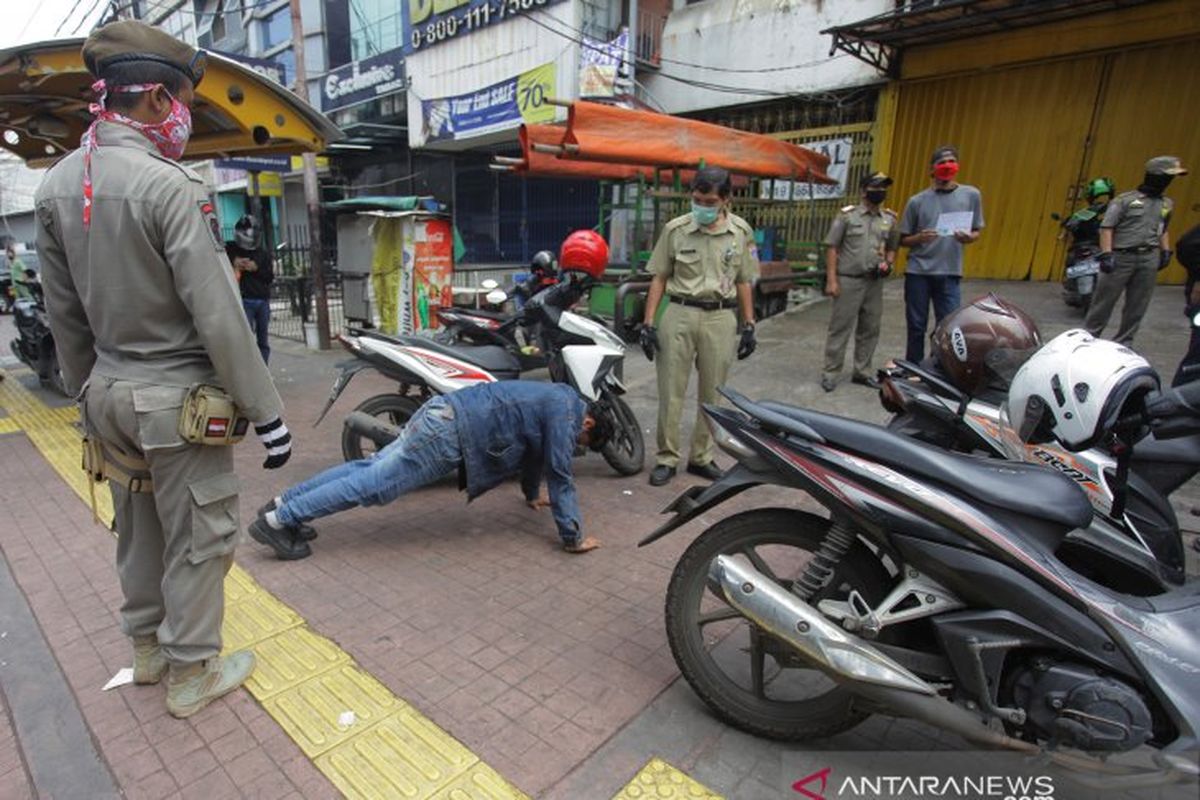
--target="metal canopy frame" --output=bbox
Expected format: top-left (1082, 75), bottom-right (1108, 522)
top-left (822, 0), bottom-right (1157, 76)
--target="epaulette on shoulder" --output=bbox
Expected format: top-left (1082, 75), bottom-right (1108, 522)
top-left (147, 151), bottom-right (204, 183)
top-left (840, 204), bottom-right (856, 213)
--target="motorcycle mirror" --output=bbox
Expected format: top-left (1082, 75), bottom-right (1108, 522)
top-left (486, 288), bottom-right (508, 305)
top-left (480, 279), bottom-right (499, 291)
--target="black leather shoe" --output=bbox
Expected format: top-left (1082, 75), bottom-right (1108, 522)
top-left (257, 501), bottom-right (318, 541)
top-left (820, 377), bottom-right (836, 393)
top-left (649, 465), bottom-right (676, 486)
top-left (248, 518), bottom-right (312, 561)
top-left (686, 461), bottom-right (723, 481)
top-left (851, 373), bottom-right (880, 389)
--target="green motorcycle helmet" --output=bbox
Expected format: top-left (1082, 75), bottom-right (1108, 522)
top-left (1085, 176), bottom-right (1115, 203)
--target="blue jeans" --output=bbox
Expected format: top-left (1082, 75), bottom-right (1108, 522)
top-left (242, 298), bottom-right (271, 364)
top-left (904, 274), bottom-right (961, 362)
top-left (277, 396), bottom-right (461, 525)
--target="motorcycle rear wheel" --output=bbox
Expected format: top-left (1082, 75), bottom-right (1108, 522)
top-left (665, 508), bottom-right (891, 741)
top-left (598, 394), bottom-right (644, 476)
top-left (341, 394), bottom-right (420, 461)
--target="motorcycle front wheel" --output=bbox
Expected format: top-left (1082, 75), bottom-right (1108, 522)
top-left (341, 394), bottom-right (420, 461)
top-left (598, 393), bottom-right (644, 476)
top-left (665, 508), bottom-right (891, 741)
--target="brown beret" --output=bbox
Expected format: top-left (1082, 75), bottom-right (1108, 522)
top-left (82, 20), bottom-right (206, 86)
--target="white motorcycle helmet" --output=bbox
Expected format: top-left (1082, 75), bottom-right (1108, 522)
top-left (1005, 329), bottom-right (1158, 451)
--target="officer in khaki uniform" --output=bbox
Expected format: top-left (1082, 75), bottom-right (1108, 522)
top-left (35, 21), bottom-right (294, 719)
top-left (820, 172), bottom-right (899, 392)
top-left (640, 167), bottom-right (759, 487)
top-left (1086, 155), bottom-right (1188, 346)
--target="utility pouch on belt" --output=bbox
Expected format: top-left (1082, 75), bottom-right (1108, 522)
top-left (178, 384), bottom-right (249, 446)
top-left (81, 435), bottom-right (155, 525)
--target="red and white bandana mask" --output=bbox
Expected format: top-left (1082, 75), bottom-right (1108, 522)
top-left (80, 79), bottom-right (193, 228)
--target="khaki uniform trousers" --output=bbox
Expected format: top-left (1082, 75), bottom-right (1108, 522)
top-left (84, 378), bottom-right (238, 665)
top-left (822, 274), bottom-right (884, 381)
top-left (655, 302), bottom-right (737, 468)
top-left (1085, 250), bottom-right (1159, 345)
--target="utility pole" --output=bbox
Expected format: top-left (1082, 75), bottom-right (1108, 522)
top-left (289, 0), bottom-right (331, 349)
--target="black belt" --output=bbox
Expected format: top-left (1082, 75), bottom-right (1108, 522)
top-left (1114, 246), bottom-right (1158, 253)
top-left (668, 295), bottom-right (736, 311)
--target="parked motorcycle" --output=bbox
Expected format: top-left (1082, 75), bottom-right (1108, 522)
top-left (314, 277), bottom-right (645, 475)
top-left (880, 354), bottom-right (1197, 589)
top-left (1059, 177), bottom-right (1114, 310)
top-left (8, 273), bottom-right (66, 394)
top-left (640, 380), bottom-right (1200, 786)
top-left (433, 281), bottom-right (549, 372)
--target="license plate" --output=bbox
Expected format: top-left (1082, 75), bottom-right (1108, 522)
top-left (1066, 259), bottom-right (1100, 278)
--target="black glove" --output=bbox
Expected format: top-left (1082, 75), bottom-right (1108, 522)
top-left (254, 417), bottom-right (292, 469)
top-left (639, 324), bottom-right (659, 361)
top-left (737, 323), bottom-right (757, 360)
top-left (1159, 249), bottom-right (1174, 271)
top-left (1098, 251), bottom-right (1115, 273)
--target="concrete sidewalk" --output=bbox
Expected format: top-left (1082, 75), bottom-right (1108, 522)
top-left (0, 278), bottom-right (1195, 799)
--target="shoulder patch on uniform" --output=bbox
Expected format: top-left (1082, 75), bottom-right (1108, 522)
top-left (197, 201), bottom-right (224, 251)
top-left (148, 151), bottom-right (204, 183)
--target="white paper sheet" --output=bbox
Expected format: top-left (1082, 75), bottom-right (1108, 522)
top-left (935, 211), bottom-right (974, 237)
top-left (102, 668), bottom-right (135, 691)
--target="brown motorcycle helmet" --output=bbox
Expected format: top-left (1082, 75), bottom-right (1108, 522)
top-left (931, 293), bottom-right (1042, 395)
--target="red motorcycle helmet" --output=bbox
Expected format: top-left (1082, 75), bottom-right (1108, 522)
top-left (559, 230), bottom-right (608, 280)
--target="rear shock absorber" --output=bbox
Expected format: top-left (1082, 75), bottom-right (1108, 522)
top-left (791, 520), bottom-right (857, 601)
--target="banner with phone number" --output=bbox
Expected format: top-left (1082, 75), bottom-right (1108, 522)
top-left (404, 0), bottom-right (568, 56)
top-left (421, 62), bottom-right (556, 143)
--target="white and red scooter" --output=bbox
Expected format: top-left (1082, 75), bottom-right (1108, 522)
top-left (314, 276), bottom-right (645, 475)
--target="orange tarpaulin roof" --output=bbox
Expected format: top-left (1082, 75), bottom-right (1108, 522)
top-left (515, 125), bottom-right (749, 186)
top-left (561, 101), bottom-right (834, 183)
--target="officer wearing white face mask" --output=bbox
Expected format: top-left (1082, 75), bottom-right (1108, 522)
top-left (639, 166), bottom-right (760, 487)
top-left (34, 20), bottom-right (290, 719)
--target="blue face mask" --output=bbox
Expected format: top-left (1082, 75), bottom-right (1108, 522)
top-left (692, 201), bottom-right (721, 226)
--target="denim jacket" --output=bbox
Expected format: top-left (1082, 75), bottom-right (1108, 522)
top-left (446, 382), bottom-right (586, 544)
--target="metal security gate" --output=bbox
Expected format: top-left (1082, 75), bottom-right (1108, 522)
top-left (888, 38), bottom-right (1200, 284)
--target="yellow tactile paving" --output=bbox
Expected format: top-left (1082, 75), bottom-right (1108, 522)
top-left (264, 664), bottom-right (408, 757)
top-left (0, 368), bottom-right (529, 800)
top-left (221, 587), bottom-right (305, 650)
top-left (244, 626), bottom-right (350, 700)
top-left (0, 417), bottom-right (20, 434)
top-left (612, 758), bottom-right (724, 800)
top-left (315, 710), bottom-right (478, 799)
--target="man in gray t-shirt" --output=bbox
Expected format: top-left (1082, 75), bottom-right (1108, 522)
top-left (898, 146), bottom-right (985, 362)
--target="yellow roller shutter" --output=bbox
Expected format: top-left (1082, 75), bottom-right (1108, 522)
top-left (890, 56), bottom-right (1104, 280)
top-left (1082, 40), bottom-right (1200, 286)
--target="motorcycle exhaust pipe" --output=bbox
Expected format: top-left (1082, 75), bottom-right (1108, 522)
top-left (344, 411), bottom-right (401, 449)
top-left (710, 555), bottom-right (1036, 752)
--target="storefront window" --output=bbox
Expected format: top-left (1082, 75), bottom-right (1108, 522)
top-left (274, 48), bottom-right (295, 86)
top-left (262, 7), bottom-right (292, 50)
top-left (350, 0), bottom-right (404, 60)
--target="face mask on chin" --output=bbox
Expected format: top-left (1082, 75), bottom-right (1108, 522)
top-left (932, 162), bottom-right (960, 182)
top-left (692, 202), bottom-right (721, 226)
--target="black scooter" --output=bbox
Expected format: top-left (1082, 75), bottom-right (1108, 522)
top-left (643, 383), bottom-right (1199, 789)
top-left (9, 274), bottom-right (66, 395)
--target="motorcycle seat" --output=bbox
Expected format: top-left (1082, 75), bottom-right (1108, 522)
top-left (758, 399), bottom-right (1093, 531)
top-left (446, 308), bottom-right (510, 321)
top-left (360, 330), bottom-right (522, 376)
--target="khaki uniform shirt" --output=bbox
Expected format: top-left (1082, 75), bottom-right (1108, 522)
top-left (34, 122), bottom-right (282, 422)
top-left (647, 211), bottom-right (759, 301)
top-left (1102, 189), bottom-right (1172, 250)
top-left (824, 204), bottom-right (900, 276)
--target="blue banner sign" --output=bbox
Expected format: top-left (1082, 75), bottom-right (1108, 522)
top-left (421, 62), bottom-right (555, 143)
top-left (215, 155), bottom-right (293, 172)
top-left (404, 0), bottom-right (568, 56)
top-left (322, 46), bottom-right (407, 113)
